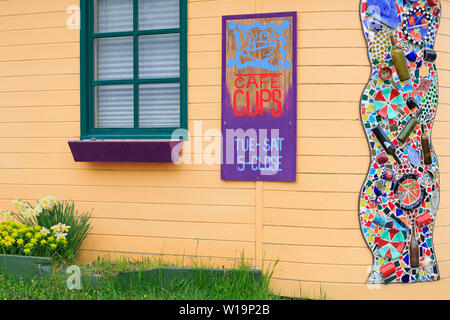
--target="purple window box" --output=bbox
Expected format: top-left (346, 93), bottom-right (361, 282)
top-left (68, 140), bottom-right (183, 163)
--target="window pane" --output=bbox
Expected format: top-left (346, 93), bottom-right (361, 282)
top-left (95, 37), bottom-right (133, 80)
top-left (139, 34), bottom-right (180, 78)
top-left (139, 0), bottom-right (179, 30)
top-left (96, 85), bottom-right (134, 128)
top-left (139, 83), bottom-right (180, 128)
top-left (95, 0), bottom-right (133, 33)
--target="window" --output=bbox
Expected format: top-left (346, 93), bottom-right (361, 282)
top-left (80, 0), bottom-right (187, 139)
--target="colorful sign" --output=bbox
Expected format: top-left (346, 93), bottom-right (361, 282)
top-left (221, 12), bottom-right (297, 181)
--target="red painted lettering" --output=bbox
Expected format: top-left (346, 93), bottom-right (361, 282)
top-left (271, 89), bottom-right (282, 117)
top-left (233, 89), bottom-right (247, 117)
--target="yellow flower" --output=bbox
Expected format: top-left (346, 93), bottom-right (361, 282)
top-left (40, 227), bottom-right (50, 236)
top-left (23, 248), bottom-right (31, 254)
top-left (17, 239), bottom-right (24, 245)
top-left (30, 238), bottom-right (37, 244)
top-left (40, 239), bottom-right (47, 245)
top-left (50, 243), bottom-right (57, 249)
top-left (2, 231), bottom-right (8, 237)
top-left (34, 232), bottom-right (42, 239)
top-left (48, 236), bottom-right (55, 242)
top-left (55, 233), bottom-right (67, 241)
top-left (26, 232), bottom-right (32, 238)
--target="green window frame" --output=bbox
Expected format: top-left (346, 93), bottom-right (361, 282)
top-left (80, 0), bottom-right (188, 140)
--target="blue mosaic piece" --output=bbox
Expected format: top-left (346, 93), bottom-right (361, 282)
top-left (367, 0), bottom-right (400, 28)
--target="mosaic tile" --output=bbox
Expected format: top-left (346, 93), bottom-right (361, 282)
top-left (359, 0), bottom-right (441, 284)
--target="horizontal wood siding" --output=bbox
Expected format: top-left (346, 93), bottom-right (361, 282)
top-left (0, 0), bottom-right (449, 299)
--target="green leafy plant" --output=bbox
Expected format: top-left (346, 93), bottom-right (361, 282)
top-left (1, 197), bottom-right (92, 263)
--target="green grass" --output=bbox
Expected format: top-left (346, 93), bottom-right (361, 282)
top-left (0, 255), bottom-right (290, 300)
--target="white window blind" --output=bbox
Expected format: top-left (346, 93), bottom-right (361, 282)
top-left (96, 0), bottom-right (133, 33)
top-left (96, 85), bottom-right (134, 128)
top-left (139, 83), bottom-right (180, 128)
top-left (139, 0), bottom-right (180, 30)
top-left (139, 34), bottom-right (180, 79)
top-left (95, 37), bottom-right (134, 80)
top-left (93, 0), bottom-right (181, 129)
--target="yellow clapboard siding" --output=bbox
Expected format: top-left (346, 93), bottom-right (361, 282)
top-left (0, 184), bottom-right (256, 206)
top-left (299, 47), bottom-right (369, 66)
top-left (0, 168), bottom-right (254, 189)
top-left (189, 103), bottom-right (221, 119)
top-left (263, 225), bottom-right (367, 247)
top-left (189, 17), bottom-right (222, 36)
top-left (299, 11), bottom-right (360, 30)
top-left (188, 11), bottom-right (362, 36)
top-left (0, 11), bottom-right (72, 31)
top-left (0, 153), bottom-right (222, 172)
top-left (298, 120), bottom-right (363, 137)
top-left (0, 106), bottom-right (80, 123)
top-left (300, 84), bottom-right (368, 102)
top-left (300, 102), bottom-right (361, 120)
top-left (269, 277), bottom-right (450, 300)
top-left (263, 207), bottom-right (450, 229)
top-left (0, 28), bottom-right (78, 46)
top-left (435, 35), bottom-right (450, 53)
top-left (263, 244), bottom-right (372, 265)
top-left (188, 0), bottom-right (256, 18)
top-left (0, 0), bottom-right (76, 15)
top-left (263, 189), bottom-right (450, 210)
top-left (263, 224), bottom-right (450, 247)
top-left (0, 74), bottom-right (79, 92)
top-left (189, 69), bottom-right (221, 86)
top-left (0, 90), bottom-right (79, 107)
top-left (0, 58), bottom-right (79, 77)
top-left (0, 199), bottom-right (254, 224)
top-left (264, 243), bottom-right (450, 265)
top-left (0, 138), bottom-right (73, 153)
top-left (263, 174), bottom-right (365, 193)
top-left (271, 260), bottom-right (450, 284)
top-left (266, 173), bottom-right (450, 192)
top-left (272, 261), bottom-right (373, 283)
top-left (298, 138), bottom-right (369, 156)
top-left (297, 155), bottom-right (368, 174)
top-left (0, 122), bottom-right (79, 138)
top-left (300, 66), bottom-right (369, 84)
top-left (0, 43), bottom-right (79, 62)
top-left (262, 0), bottom-right (359, 12)
top-left (188, 51), bottom-right (221, 69)
top-left (89, 218), bottom-right (255, 242)
top-left (82, 235), bottom-right (255, 259)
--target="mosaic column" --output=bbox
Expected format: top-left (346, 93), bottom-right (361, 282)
top-left (359, 0), bottom-right (441, 284)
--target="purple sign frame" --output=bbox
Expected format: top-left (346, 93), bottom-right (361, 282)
top-left (221, 12), bottom-right (297, 182)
